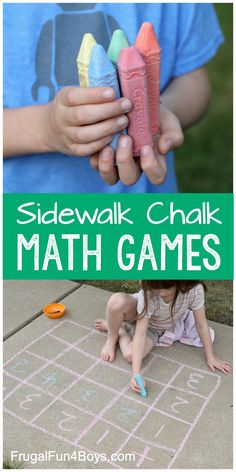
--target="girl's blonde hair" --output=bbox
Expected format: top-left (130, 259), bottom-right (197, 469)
top-left (140, 280), bottom-right (207, 318)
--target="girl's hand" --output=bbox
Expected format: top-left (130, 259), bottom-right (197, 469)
top-left (45, 86), bottom-right (131, 157)
top-left (130, 375), bottom-right (146, 394)
top-left (207, 357), bottom-right (232, 374)
top-left (90, 102), bottom-right (184, 185)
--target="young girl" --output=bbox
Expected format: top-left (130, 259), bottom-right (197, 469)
top-left (95, 281), bottom-right (232, 395)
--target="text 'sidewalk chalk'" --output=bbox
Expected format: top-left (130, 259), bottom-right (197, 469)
top-left (118, 46), bottom-right (153, 156)
top-left (135, 22), bottom-right (161, 136)
top-left (88, 44), bottom-right (122, 151)
top-left (107, 29), bottom-right (130, 68)
top-left (77, 33), bottom-right (96, 86)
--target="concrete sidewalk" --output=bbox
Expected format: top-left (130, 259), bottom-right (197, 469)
top-left (3, 283), bottom-right (233, 469)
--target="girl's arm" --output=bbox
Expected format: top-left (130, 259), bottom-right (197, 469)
top-left (132, 316), bottom-right (149, 377)
top-left (193, 306), bottom-right (232, 373)
top-left (161, 67), bottom-right (211, 130)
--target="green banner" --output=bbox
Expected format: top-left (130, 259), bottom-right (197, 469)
top-left (3, 193), bottom-right (233, 280)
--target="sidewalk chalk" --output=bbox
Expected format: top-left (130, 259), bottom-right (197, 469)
top-left (77, 33), bottom-right (96, 86)
top-left (88, 44), bottom-right (122, 151)
top-left (135, 373), bottom-right (147, 398)
top-left (107, 29), bottom-right (129, 68)
top-left (118, 46), bottom-right (153, 156)
top-left (135, 22), bottom-right (161, 136)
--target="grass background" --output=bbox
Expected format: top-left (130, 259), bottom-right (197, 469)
top-left (175, 3), bottom-right (233, 193)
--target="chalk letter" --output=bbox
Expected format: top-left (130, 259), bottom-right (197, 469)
top-left (161, 234), bottom-right (183, 270)
top-left (138, 235), bottom-right (158, 270)
top-left (117, 235), bottom-right (135, 270)
top-left (42, 234), bottom-right (62, 270)
top-left (83, 235), bottom-right (101, 270)
top-left (187, 235), bottom-right (201, 270)
top-left (203, 234), bottom-right (221, 270)
top-left (17, 234), bottom-right (39, 270)
top-left (62, 234), bottom-right (80, 270)
top-left (147, 202), bottom-right (168, 224)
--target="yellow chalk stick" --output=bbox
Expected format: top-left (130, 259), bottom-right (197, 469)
top-left (77, 33), bottom-right (97, 87)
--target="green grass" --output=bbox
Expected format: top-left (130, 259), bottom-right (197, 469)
top-left (175, 4), bottom-right (233, 192)
top-left (79, 280), bottom-right (233, 326)
top-left (3, 459), bottom-right (23, 469)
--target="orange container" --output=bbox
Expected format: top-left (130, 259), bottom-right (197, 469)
top-left (43, 303), bottom-right (66, 319)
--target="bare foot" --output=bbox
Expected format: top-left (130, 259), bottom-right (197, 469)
top-left (101, 338), bottom-right (117, 362)
top-left (95, 319), bottom-right (108, 332)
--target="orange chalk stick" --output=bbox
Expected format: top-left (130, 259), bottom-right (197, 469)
top-left (135, 22), bottom-right (161, 136)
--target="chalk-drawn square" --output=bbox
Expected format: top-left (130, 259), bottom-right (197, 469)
top-left (3, 384), bottom-right (52, 422)
top-left (56, 349), bottom-right (96, 376)
top-left (125, 379), bottom-right (164, 406)
top-left (170, 366), bottom-right (220, 398)
top-left (118, 437), bottom-right (173, 469)
top-left (135, 409), bottom-right (189, 451)
top-left (103, 397), bottom-right (148, 433)
top-left (155, 387), bottom-right (204, 423)
top-left (52, 320), bottom-right (91, 345)
top-left (4, 352), bottom-right (47, 381)
top-left (79, 422), bottom-right (128, 457)
top-left (28, 335), bottom-right (67, 360)
top-left (30, 365), bottom-right (77, 397)
top-left (145, 355), bottom-right (181, 384)
top-left (34, 400), bottom-right (92, 443)
top-left (62, 378), bottom-right (116, 414)
top-left (78, 332), bottom-right (111, 358)
top-left (86, 363), bottom-right (130, 390)
top-left (3, 373), bottom-right (21, 400)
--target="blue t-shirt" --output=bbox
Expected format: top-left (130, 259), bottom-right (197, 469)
top-left (3, 3), bottom-right (223, 193)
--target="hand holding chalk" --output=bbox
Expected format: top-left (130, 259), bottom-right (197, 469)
top-left (91, 100), bottom-right (185, 186)
top-left (135, 374), bottom-right (147, 398)
top-left (130, 374), bottom-right (147, 398)
top-left (42, 85), bottom-right (131, 158)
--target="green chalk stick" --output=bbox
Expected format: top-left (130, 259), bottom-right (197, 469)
top-left (107, 29), bottom-right (129, 67)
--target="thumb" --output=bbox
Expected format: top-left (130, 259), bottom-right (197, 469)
top-left (157, 128), bottom-right (184, 155)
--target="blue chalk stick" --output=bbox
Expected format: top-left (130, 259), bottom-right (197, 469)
top-left (135, 373), bottom-right (147, 398)
top-left (88, 44), bottom-right (124, 151)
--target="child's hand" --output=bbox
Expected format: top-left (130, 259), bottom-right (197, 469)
top-left (44, 86), bottom-right (131, 157)
top-left (207, 356), bottom-right (232, 374)
top-left (130, 375), bottom-right (146, 394)
top-left (90, 102), bottom-right (184, 185)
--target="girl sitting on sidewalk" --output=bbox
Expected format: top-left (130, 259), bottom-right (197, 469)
top-left (95, 280), bottom-right (232, 395)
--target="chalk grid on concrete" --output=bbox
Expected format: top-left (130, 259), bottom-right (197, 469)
top-left (3, 319), bottom-right (221, 469)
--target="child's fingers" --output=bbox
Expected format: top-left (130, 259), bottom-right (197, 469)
top-left (116, 135), bottom-right (141, 186)
top-left (98, 146), bottom-right (119, 185)
top-left (158, 105), bottom-right (184, 154)
top-left (69, 115), bottom-right (128, 144)
top-left (69, 135), bottom-right (113, 157)
top-left (90, 153), bottom-right (99, 171)
top-left (157, 127), bottom-right (184, 154)
top-left (65, 98), bottom-right (132, 126)
top-left (60, 86), bottom-right (116, 106)
top-left (140, 145), bottom-right (167, 185)
top-left (131, 383), bottom-right (141, 393)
